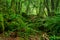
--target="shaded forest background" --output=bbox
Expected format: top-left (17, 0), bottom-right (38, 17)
top-left (0, 0), bottom-right (60, 40)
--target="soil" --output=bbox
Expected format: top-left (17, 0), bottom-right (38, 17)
top-left (0, 32), bottom-right (49, 40)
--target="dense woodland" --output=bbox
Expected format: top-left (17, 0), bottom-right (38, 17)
top-left (0, 0), bottom-right (60, 40)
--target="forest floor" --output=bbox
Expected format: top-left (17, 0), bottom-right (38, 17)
top-left (0, 36), bottom-right (40, 40)
top-left (0, 32), bottom-right (49, 40)
top-left (0, 34), bottom-right (40, 40)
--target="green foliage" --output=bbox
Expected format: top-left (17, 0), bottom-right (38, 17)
top-left (44, 16), bottom-right (60, 35)
top-left (0, 0), bottom-right (60, 40)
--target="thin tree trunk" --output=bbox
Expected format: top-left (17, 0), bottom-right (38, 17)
top-left (55, 0), bottom-right (59, 10)
top-left (26, 0), bottom-right (30, 15)
top-left (16, 0), bottom-right (22, 14)
top-left (51, 0), bottom-right (55, 16)
top-left (44, 0), bottom-right (50, 16)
